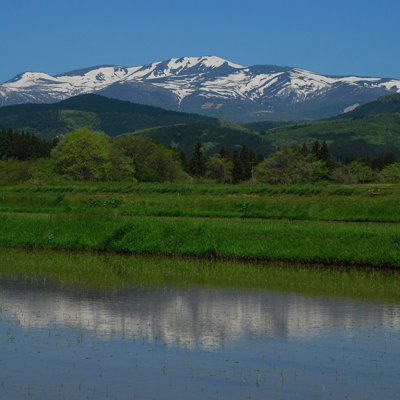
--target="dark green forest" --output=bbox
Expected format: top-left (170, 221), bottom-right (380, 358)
top-left (339, 93), bottom-right (400, 118)
top-left (0, 129), bottom-right (53, 160)
top-left (1, 94), bottom-right (400, 163)
top-left (1, 127), bottom-right (400, 186)
top-left (0, 94), bottom-right (214, 140)
top-left (1, 93), bottom-right (400, 185)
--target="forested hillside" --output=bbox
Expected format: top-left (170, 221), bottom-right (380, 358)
top-left (0, 129), bottom-right (53, 160)
top-left (1, 93), bottom-right (400, 162)
top-left (0, 94), bottom-right (214, 140)
top-left (136, 121), bottom-right (273, 156)
top-left (339, 93), bottom-right (400, 118)
top-left (261, 114), bottom-right (400, 161)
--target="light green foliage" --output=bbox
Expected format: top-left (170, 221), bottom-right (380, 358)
top-left (52, 128), bottom-right (112, 180)
top-left (0, 158), bottom-right (60, 185)
top-left (115, 135), bottom-right (189, 182)
top-left (378, 163), bottom-right (400, 183)
top-left (330, 161), bottom-right (376, 183)
top-left (59, 110), bottom-right (100, 132)
top-left (254, 149), bottom-right (327, 184)
top-left (206, 154), bottom-right (233, 183)
top-left (51, 128), bottom-right (134, 181)
top-left (0, 160), bottom-right (31, 185)
top-left (27, 158), bottom-right (58, 184)
top-left (108, 143), bottom-right (137, 182)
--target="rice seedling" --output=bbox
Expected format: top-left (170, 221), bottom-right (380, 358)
top-left (0, 211), bottom-right (399, 267)
top-left (0, 248), bottom-right (399, 302)
top-left (1, 182), bottom-right (400, 222)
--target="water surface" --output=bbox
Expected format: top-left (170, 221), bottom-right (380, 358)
top-left (1, 275), bottom-right (400, 399)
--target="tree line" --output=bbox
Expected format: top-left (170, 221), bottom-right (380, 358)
top-left (186, 139), bottom-right (400, 184)
top-left (1, 128), bottom-right (400, 185)
top-left (0, 129), bottom-right (53, 160)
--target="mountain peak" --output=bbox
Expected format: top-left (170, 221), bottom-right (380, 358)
top-left (55, 65), bottom-right (115, 77)
top-left (1, 57), bottom-right (400, 120)
top-left (160, 56), bottom-right (243, 70)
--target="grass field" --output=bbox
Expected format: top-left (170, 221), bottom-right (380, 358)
top-left (1, 182), bottom-right (400, 222)
top-left (0, 182), bottom-right (400, 267)
top-left (1, 248), bottom-right (400, 302)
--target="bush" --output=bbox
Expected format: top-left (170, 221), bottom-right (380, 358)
top-left (51, 128), bottom-right (134, 181)
top-left (27, 158), bottom-right (58, 184)
top-left (330, 161), bottom-right (376, 184)
top-left (206, 154), bottom-right (233, 183)
top-left (0, 160), bottom-right (32, 185)
top-left (114, 135), bottom-right (190, 182)
top-left (379, 163), bottom-right (400, 183)
top-left (254, 149), bottom-right (328, 184)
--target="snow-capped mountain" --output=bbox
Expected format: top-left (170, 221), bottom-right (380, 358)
top-left (1, 56), bottom-right (399, 120)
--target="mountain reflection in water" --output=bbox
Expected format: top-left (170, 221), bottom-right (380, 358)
top-left (1, 282), bottom-right (399, 350)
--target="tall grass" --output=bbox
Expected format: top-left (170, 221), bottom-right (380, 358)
top-left (1, 182), bottom-right (399, 267)
top-left (0, 181), bottom-right (371, 195)
top-left (0, 213), bottom-right (399, 267)
top-left (1, 183), bottom-right (400, 222)
top-left (0, 248), bottom-right (399, 303)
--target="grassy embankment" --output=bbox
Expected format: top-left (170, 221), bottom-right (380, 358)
top-left (2, 182), bottom-right (400, 221)
top-left (0, 183), bottom-right (400, 267)
top-left (1, 248), bottom-right (400, 303)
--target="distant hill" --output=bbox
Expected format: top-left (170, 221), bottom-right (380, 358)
top-left (0, 94), bottom-right (214, 140)
top-left (258, 112), bottom-right (400, 161)
top-left (340, 93), bottom-right (400, 118)
top-left (135, 121), bottom-right (272, 157)
top-left (131, 93), bottom-right (400, 159)
top-left (2, 93), bottom-right (400, 161)
top-left (242, 120), bottom-right (295, 132)
top-left (0, 94), bottom-right (269, 156)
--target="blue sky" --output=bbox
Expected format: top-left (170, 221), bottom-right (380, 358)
top-left (1, 0), bottom-right (399, 82)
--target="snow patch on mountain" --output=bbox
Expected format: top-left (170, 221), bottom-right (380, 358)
top-left (1, 56), bottom-right (400, 118)
top-left (344, 103), bottom-right (360, 113)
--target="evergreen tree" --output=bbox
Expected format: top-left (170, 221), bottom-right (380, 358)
top-left (189, 142), bottom-right (206, 177)
top-left (179, 149), bottom-right (188, 171)
top-left (319, 141), bottom-right (330, 162)
top-left (232, 151), bottom-right (242, 183)
top-left (311, 140), bottom-right (321, 161)
top-left (0, 129), bottom-right (53, 160)
top-left (256, 153), bottom-right (265, 164)
top-left (301, 143), bottom-right (309, 158)
top-left (218, 146), bottom-right (229, 159)
top-left (239, 145), bottom-right (257, 181)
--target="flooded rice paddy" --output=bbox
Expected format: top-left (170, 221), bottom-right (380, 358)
top-left (0, 251), bottom-right (399, 399)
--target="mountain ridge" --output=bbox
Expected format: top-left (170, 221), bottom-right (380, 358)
top-left (1, 56), bottom-right (400, 121)
top-left (1, 93), bottom-right (400, 161)
top-left (339, 93), bottom-right (400, 118)
top-left (0, 94), bottom-right (215, 140)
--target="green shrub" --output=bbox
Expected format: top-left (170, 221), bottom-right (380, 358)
top-left (254, 149), bottom-right (328, 184)
top-left (379, 163), bottom-right (400, 183)
top-left (52, 128), bottom-right (134, 181)
top-left (114, 135), bottom-right (190, 182)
